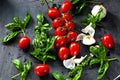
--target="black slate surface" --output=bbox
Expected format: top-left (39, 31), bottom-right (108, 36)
top-left (0, 0), bottom-right (120, 80)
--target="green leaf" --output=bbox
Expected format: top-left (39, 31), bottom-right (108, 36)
top-left (5, 23), bottom-right (21, 31)
top-left (13, 17), bottom-right (21, 24)
top-left (20, 60), bottom-right (32, 80)
top-left (22, 13), bottom-right (31, 28)
top-left (1, 32), bottom-right (19, 43)
top-left (70, 0), bottom-right (79, 4)
top-left (89, 58), bottom-right (100, 67)
top-left (37, 14), bottom-right (44, 23)
top-left (49, 0), bottom-right (54, 2)
top-left (52, 72), bottom-right (66, 80)
top-left (97, 62), bottom-right (109, 80)
top-left (12, 59), bottom-right (23, 71)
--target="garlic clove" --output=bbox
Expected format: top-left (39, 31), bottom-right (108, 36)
top-left (73, 55), bottom-right (87, 64)
top-left (76, 33), bottom-right (86, 41)
top-left (81, 23), bottom-right (95, 37)
top-left (91, 5), bottom-right (107, 18)
top-left (63, 56), bottom-right (76, 69)
top-left (82, 35), bottom-right (96, 45)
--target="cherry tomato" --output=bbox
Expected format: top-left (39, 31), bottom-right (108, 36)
top-left (61, 13), bottom-right (72, 22)
top-left (58, 47), bottom-right (69, 60)
top-left (65, 21), bottom-right (75, 31)
top-left (47, 8), bottom-right (61, 19)
top-left (101, 34), bottom-right (114, 49)
top-left (52, 18), bottom-right (65, 29)
top-left (18, 36), bottom-right (30, 49)
top-left (54, 36), bottom-right (66, 49)
top-left (69, 42), bottom-right (80, 56)
top-left (60, 1), bottom-right (72, 13)
top-left (66, 31), bottom-right (77, 43)
top-left (34, 64), bottom-right (50, 77)
top-left (54, 27), bottom-right (67, 36)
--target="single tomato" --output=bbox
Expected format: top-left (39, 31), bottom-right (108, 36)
top-left (18, 36), bottom-right (30, 49)
top-left (54, 36), bottom-right (66, 49)
top-left (58, 47), bottom-right (69, 60)
top-left (47, 8), bottom-right (61, 19)
top-left (54, 27), bottom-right (67, 36)
top-left (69, 42), bottom-right (80, 56)
top-left (60, 1), bottom-right (72, 13)
top-left (101, 34), bottom-right (114, 49)
top-left (34, 64), bottom-right (50, 77)
top-left (66, 31), bottom-right (77, 43)
top-left (61, 13), bottom-right (72, 22)
top-left (65, 21), bottom-right (75, 31)
top-left (52, 18), bottom-right (65, 29)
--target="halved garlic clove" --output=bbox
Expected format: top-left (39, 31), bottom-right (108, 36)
top-left (81, 23), bottom-right (95, 37)
top-left (73, 55), bottom-right (87, 64)
top-left (82, 35), bottom-right (96, 45)
top-left (63, 56), bottom-right (76, 69)
top-left (76, 33), bottom-right (86, 41)
top-left (91, 5), bottom-right (107, 18)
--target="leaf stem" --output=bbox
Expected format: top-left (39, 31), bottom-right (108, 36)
top-left (11, 72), bottom-right (21, 79)
top-left (107, 58), bottom-right (118, 62)
top-left (44, 0), bottom-right (50, 8)
top-left (21, 29), bottom-right (26, 36)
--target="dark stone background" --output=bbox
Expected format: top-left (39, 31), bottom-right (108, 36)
top-left (0, 0), bottom-right (120, 80)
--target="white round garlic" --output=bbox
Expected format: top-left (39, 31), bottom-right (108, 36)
top-left (91, 5), bottom-right (107, 18)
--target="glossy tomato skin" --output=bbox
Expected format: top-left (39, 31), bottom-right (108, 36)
top-left (65, 21), bottom-right (75, 31)
top-left (52, 18), bottom-right (65, 29)
top-left (61, 13), bottom-right (72, 22)
top-left (18, 36), bottom-right (30, 49)
top-left (58, 47), bottom-right (69, 60)
top-left (47, 8), bottom-right (61, 19)
top-left (54, 36), bottom-right (66, 49)
top-left (69, 42), bottom-right (80, 57)
top-left (60, 1), bottom-right (72, 13)
top-left (101, 34), bottom-right (114, 49)
top-left (66, 31), bottom-right (77, 43)
top-left (34, 64), bottom-right (50, 77)
top-left (54, 27), bottom-right (67, 36)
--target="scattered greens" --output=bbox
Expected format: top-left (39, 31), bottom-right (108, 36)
top-left (31, 14), bottom-right (56, 63)
top-left (70, 0), bottom-right (102, 14)
top-left (11, 59), bottom-right (32, 80)
top-left (81, 9), bottom-right (104, 28)
top-left (52, 43), bottom-right (117, 80)
top-left (1, 13), bottom-right (31, 43)
top-left (40, 0), bottom-right (54, 7)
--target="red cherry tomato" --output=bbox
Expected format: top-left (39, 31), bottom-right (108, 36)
top-left (18, 36), bottom-right (30, 49)
top-left (66, 31), bottom-right (77, 43)
top-left (69, 42), bottom-right (80, 56)
top-left (65, 21), bottom-right (75, 31)
top-left (54, 36), bottom-right (66, 49)
top-left (52, 18), bottom-right (65, 29)
top-left (60, 1), bottom-right (72, 13)
top-left (54, 27), bottom-right (67, 36)
top-left (47, 8), bottom-right (61, 19)
top-left (61, 13), bottom-right (72, 22)
top-left (101, 34), bottom-right (114, 49)
top-left (58, 47), bottom-right (69, 60)
top-left (34, 64), bottom-right (50, 77)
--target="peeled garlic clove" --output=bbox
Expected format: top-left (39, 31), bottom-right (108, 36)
top-left (73, 55), bottom-right (87, 64)
top-left (63, 56), bottom-right (76, 69)
top-left (81, 23), bottom-right (95, 37)
top-left (76, 33), bottom-right (86, 41)
top-left (91, 5), bottom-right (107, 18)
top-left (82, 35), bottom-right (96, 45)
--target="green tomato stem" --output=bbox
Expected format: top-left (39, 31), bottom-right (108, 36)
top-left (11, 72), bottom-right (21, 79)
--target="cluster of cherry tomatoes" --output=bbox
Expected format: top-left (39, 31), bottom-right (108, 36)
top-left (47, 1), bottom-right (80, 60)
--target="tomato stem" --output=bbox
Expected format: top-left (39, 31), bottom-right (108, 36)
top-left (11, 72), bottom-right (21, 78)
top-left (44, 0), bottom-right (50, 8)
top-left (21, 28), bottom-right (26, 36)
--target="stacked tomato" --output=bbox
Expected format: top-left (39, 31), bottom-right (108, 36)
top-left (48, 1), bottom-right (80, 60)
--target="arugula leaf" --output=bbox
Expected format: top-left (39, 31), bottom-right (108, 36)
top-left (12, 59), bottom-right (23, 71)
top-left (89, 58), bottom-right (100, 67)
top-left (13, 17), bottom-right (21, 24)
top-left (52, 72), bottom-right (66, 80)
top-left (1, 32), bottom-right (19, 43)
top-left (5, 23), bottom-right (21, 31)
top-left (97, 61), bottom-right (109, 80)
top-left (36, 14), bottom-right (44, 23)
top-left (22, 13), bottom-right (31, 28)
